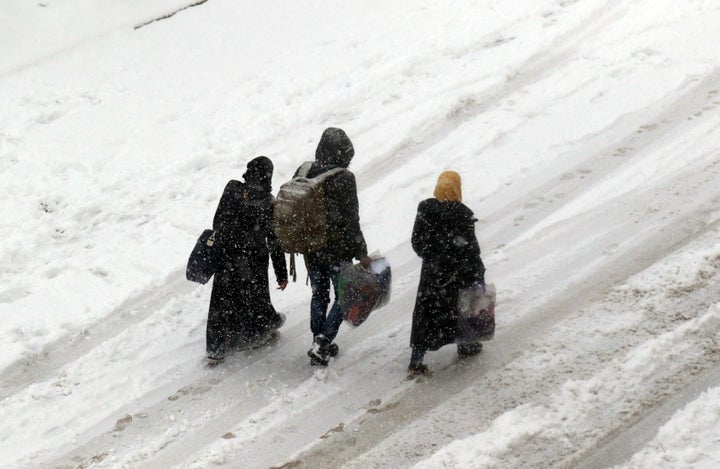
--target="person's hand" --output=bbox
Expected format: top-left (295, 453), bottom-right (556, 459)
top-left (277, 281), bottom-right (288, 291)
top-left (359, 256), bottom-right (372, 268)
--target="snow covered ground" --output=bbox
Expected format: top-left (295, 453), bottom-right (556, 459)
top-left (1, 0), bottom-right (720, 467)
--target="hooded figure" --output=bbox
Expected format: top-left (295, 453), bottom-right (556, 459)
top-left (295, 128), bottom-right (370, 366)
top-left (206, 156), bottom-right (288, 362)
top-left (300, 128), bottom-right (366, 265)
top-left (408, 171), bottom-right (485, 375)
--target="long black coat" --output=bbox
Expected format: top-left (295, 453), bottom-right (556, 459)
top-left (410, 199), bottom-right (485, 351)
top-left (207, 180), bottom-right (287, 353)
top-left (297, 128), bottom-right (368, 267)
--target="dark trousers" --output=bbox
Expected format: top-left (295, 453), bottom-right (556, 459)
top-left (308, 260), bottom-right (350, 343)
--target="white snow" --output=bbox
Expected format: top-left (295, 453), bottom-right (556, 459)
top-left (2, 0), bottom-right (720, 467)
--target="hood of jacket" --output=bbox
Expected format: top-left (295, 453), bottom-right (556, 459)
top-left (315, 127), bottom-right (354, 168)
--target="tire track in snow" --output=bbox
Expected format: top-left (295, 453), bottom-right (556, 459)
top-left (270, 65), bottom-right (720, 464)
top-left (49, 64), bottom-right (720, 469)
top-left (320, 85), bottom-right (720, 466)
top-left (0, 271), bottom-right (193, 401)
top-left (285, 162), bottom-right (720, 469)
top-left (339, 272), bottom-right (720, 469)
top-left (23, 6), bottom-right (720, 464)
top-left (50, 126), bottom-right (669, 468)
top-left (39, 325), bottom-right (306, 468)
top-left (357, 0), bottom-right (630, 186)
top-left (176, 113), bottom-right (720, 468)
top-left (134, 0), bottom-right (209, 30)
top-left (572, 366), bottom-right (720, 469)
top-left (326, 109), bottom-right (720, 466)
top-left (42, 255), bottom-right (424, 469)
top-left (477, 66), bottom-right (720, 255)
top-left (0, 0), bottom-right (204, 78)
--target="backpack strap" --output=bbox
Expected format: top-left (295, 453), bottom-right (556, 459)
top-left (296, 162), bottom-right (347, 182)
top-left (297, 161), bottom-right (313, 178)
top-left (317, 167), bottom-right (347, 180)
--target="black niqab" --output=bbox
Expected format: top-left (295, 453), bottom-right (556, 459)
top-left (243, 155), bottom-right (274, 192)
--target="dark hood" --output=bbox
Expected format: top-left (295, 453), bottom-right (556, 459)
top-left (315, 127), bottom-right (354, 168)
top-left (243, 155), bottom-right (274, 192)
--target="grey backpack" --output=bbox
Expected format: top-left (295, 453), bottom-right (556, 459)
top-left (273, 162), bottom-right (346, 254)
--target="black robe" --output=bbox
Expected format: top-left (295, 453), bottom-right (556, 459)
top-left (207, 180), bottom-right (287, 354)
top-left (410, 199), bottom-right (485, 351)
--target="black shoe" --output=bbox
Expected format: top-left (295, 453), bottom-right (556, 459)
top-left (458, 342), bottom-right (483, 357)
top-left (269, 312), bottom-right (286, 330)
top-left (407, 362), bottom-right (429, 376)
top-left (207, 353), bottom-right (225, 366)
top-left (308, 335), bottom-right (330, 366)
top-left (327, 343), bottom-right (339, 357)
top-left (308, 346), bottom-right (329, 366)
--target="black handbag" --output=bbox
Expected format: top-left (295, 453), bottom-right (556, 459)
top-left (186, 229), bottom-right (219, 284)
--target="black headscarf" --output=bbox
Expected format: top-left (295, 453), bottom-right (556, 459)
top-left (243, 156), bottom-right (274, 192)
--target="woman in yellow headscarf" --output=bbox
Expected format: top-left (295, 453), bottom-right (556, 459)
top-left (408, 171), bottom-right (486, 375)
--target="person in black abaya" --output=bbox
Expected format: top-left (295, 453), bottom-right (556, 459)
top-left (206, 156), bottom-right (288, 363)
top-left (408, 170), bottom-right (485, 375)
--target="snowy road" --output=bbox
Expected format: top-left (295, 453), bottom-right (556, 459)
top-left (2, 0), bottom-right (720, 468)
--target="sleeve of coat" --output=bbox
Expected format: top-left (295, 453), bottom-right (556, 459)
top-left (268, 223), bottom-right (288, 284)
top-left (349, 173), bottom-right (369, 260)
top-left (463, 220), bottom-right (485, 284)
top-left (331, 171), bottom-right (368, 260)
top-left (411, 201), bottom-right (436, 260)
top-left (212, 180), bottom-right (240, 231)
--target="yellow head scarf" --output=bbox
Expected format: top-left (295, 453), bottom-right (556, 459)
top-left (434, 170), bottom-right (462, 202)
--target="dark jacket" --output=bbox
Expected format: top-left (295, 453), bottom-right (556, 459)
top-left (410, 198), bottom-right (485, 351)
top-left (299, 128), bottom-right (368, 267)
top-left (207, 179), bottom-right (287, 352)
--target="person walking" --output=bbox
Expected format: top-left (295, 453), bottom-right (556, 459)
top-left (408, 170), bottom-right (486, 375)
top-left (298, 128), bottom-right (371, 366)
top-left (206, 156), bottom-right (288, 364)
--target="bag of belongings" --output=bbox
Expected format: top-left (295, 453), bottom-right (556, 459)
top-left (338, 256), bottom-right (392, 327)
top-left (456, 282), bottom-right (496, 343)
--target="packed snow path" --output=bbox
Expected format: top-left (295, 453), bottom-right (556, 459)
top-left (1, 0), bottom-right (720, 468)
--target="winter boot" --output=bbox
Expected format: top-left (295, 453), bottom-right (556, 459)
top-left (407, 362), bottom-right (429, 376)
top-left (307, 334), bottom-right (330, 366)
top-left (457, 342), bottom-right (483, 358)
top-left (326, 342), bottom-right (339, 357)
top-left (206, 352), bottom-right (225, 366)
top-left (269, 312), bottom-right (286, 331)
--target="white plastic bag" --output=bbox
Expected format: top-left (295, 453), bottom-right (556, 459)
top-left (457, 283), bottom-right (496, 342)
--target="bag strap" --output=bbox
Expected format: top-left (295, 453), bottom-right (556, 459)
top-left (206, 230), bottom-right (217, 247)
top-left (313, 167), bottom-right (347, 183)
top-left (287, 253), bottom-right (310, 285)
top-left (295, 163), bottom-right (347, 182)
top-left (297, 161), bottom-right (313, 178)
top-left (289, 253), bottom-right (297, 282)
